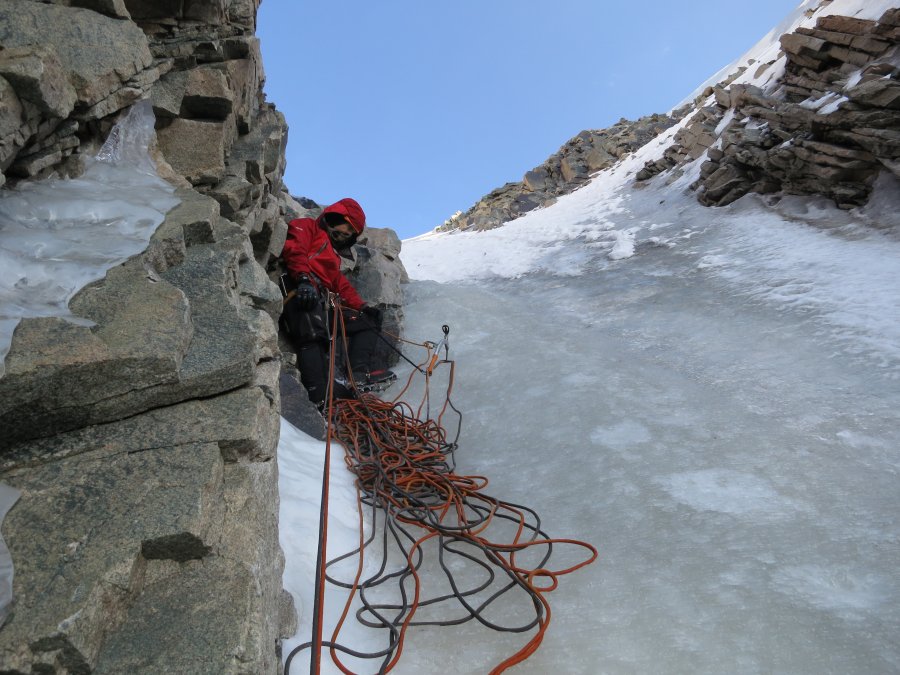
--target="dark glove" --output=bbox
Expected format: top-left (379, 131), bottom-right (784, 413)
top-left (361, 304), bottom-right (382, 326)
top-left (294, 275), bottom-right (319, 310)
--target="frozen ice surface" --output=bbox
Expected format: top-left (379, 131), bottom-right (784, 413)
top-left (382, 260), bottom-right (900, 673)
top-left (278, 163), bottom-right (900, 673)
top-left (279, 4), bottom-right (900, 664)
top-left (0, 100), bottom-right (178, 371)
top-left (278, 418), bottom-right (388, 675)
top-left (281, 229), bottom-right (900, 673)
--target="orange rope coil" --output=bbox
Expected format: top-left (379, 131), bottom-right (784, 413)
top-left (285, 303), bottom-right (598, 675)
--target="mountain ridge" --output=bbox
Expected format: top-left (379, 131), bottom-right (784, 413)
top-left (440, 0), bottom-right (898, 234)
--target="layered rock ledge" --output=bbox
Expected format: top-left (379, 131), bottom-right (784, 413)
top-left (637, 7), bottom-right (900, 210)
top-left (441, 113), bottom-right (680, 232)
top-left (0, 1), bottom-right (405, 672)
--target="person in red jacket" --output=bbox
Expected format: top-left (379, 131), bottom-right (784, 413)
top-left (281, 198), bottom-right (393, 407)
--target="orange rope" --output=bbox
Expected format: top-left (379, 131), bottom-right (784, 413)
top-left (326, 390), bottom-right (597, 673)
top-left (293, 301), bottom-right (598, 675)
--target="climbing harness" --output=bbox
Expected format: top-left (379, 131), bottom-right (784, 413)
top-left (285, 300), bottom-right (597, 674)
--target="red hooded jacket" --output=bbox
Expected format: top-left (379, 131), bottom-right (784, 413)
top-left (282, 198), bottom-right (366, 310)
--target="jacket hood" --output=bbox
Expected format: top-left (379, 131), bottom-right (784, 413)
top-left (319, 198), bottom-right (366, 234)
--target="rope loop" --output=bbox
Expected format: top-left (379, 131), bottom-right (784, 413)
top-left (285, 308), bottom-right (597, 674)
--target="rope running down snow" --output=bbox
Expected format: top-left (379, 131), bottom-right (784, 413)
top-left (285, 299), bottom-right (598, 674)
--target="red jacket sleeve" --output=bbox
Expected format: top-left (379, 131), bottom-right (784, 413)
top-left (282, 218), bottom-right (314, 279)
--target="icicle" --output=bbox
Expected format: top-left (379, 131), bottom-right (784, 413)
top-left (0, 99), bottom-right (178, 373)
top-left (95, 99), bottom-right (158, 174)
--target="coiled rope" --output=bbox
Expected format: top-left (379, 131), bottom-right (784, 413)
top-left (285, 300), bottom-right (597, 674)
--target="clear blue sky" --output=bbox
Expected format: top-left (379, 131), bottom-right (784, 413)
top-left (257, 1), bottom-right (798, 239)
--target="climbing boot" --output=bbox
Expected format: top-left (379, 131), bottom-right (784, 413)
top-left (352, 368), bottom-right (397, 392)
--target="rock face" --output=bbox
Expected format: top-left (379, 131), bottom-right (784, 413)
top-left (637, 8), bottom-right (900, 211)
top-left (0, 1), bottom-right (158, 181)
top-left (442, 114), bottom-right (680, 232)
top-left (0, 1), bottom-right (406, 672)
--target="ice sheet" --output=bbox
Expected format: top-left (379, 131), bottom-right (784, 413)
top-left (285, 88), bottom-right (900, 672)
top-left (281, 246), bottom-right (900, 670)
top-left (0, 100), bottom-right (178, 372)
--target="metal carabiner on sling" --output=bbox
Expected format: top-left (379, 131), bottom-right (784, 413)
top-left (441, 324), bottom-right (450, 360)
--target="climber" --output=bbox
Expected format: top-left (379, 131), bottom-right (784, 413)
top-left (280, 197), bottom-right (395, 408)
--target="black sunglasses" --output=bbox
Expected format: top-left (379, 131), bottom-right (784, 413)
top-left (327, 224), bottom-right (353, 239)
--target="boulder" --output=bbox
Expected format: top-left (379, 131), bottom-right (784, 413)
top-left (205, 174), bottom-right (256, 217)
top-left (817, 15), bottom-right (876, 36)
top-left (92, 556), bottom-right (271, 673)
top-left (0, 441), bottom-right (226, 672)
top-left (0, 385), bottom-right (280, 474)
top-left (0, 265), bottom-right (190, 446)
top-left (238, 243), bottom-right (283, 323)
top-left (144, 187), bottom-right (219, 271)
top-left (0, 1), bottom-right (154, 111)
top-left (524, 168), bottom-right (548, 191)
top-left (0, 193), bottom-right (283, 446)
top-left (699, 163), bottom-right (749, 205)
top-left (780, 32), bottom-right (828, 57)
top-left (97, 435), bottom-right (292, 671)
top-left (181, 67), bottom-right (234, 120)
top-left (846, 78), bottom-right (900, 109)
top-left (359, 225), bottom-right (402, 262)
top-left (827, 46), bottom-right (878, 68)
top-left (583, 145), bottom-right (616, 171)
top-left (0, 47), bottom-right (76, 119)
top-left (347, 242), bottom-right (405, 308)
top-left (0, 379), bottom-right (283, 673)
top-left (149, 70), bottom-right (188, 119)
top-left (157, 118), bottom-right (227, 185)
top-left (6, 146), bottom-right (65, 178)
top-left (69, 0), bottom-right (131, 20)
top-left (217, 39), bottom-right (263, 131)
top-left (247, 195), bottom-right (288, 265)
top-left (279, 367), bottom-right (325, 440)
top-left (0, 77), bottom-right (26, 168)
top-left (227, 0), bottom-right (259, 30)
top-left (797, 26), bottom-right (854, 48)
top-left (848, 34), bottom-right (891, 55)
top-left (511, 192), bottom-right (542, 215)
top-left (560, 155), bottom-right (588, 182)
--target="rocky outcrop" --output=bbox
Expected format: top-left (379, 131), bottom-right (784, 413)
top-left (0, 381), bottom-right (287, 673)
top-left (0, 1), bottom-right (160, 182)
top-left (447, 7), bottom-right (898, 236)
top-left (637, 8), bottom-right (900, 211)
top-left (441, 113), bottom-right (680, 232)
top-left (0, 185), bottom-right (291, 672)
top-left (0, 0), bottom-right (408, 669)
top-left (0, 188), bottom-right (280, 445)
top-left (0, 1), bottom-right (308, 672)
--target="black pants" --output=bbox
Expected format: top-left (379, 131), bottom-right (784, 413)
top-left (281, 295), bottom-right (379, 405)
